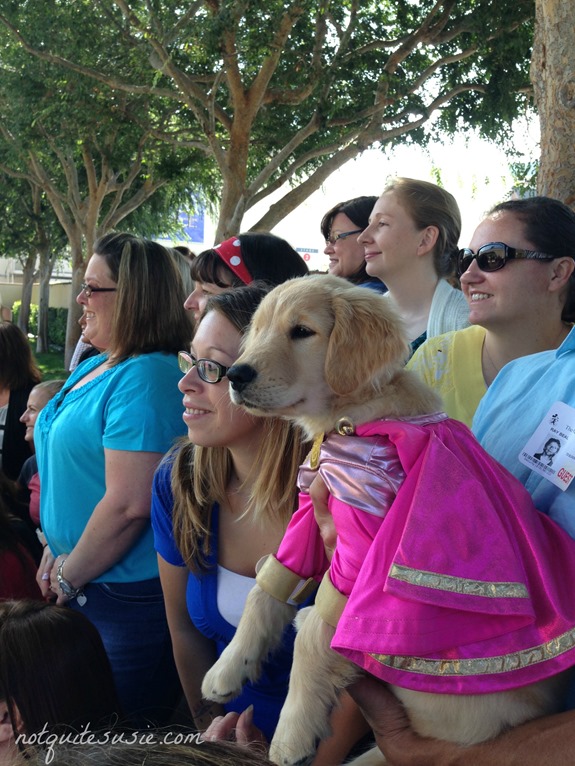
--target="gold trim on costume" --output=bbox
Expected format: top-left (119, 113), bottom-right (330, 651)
top-left (315, 571), bottom-right (347, 628)
top-left (309, 433), bottom-right (324, 470)
top-left (389, 563), bottom-right (529, 599)
top-left (256, 554), bottom-right (318, 605)
top-left (370, 627), bottom-right (575, 676)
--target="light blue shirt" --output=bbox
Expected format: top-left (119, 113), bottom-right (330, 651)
top-left (36, 352), bottom-right (186, 582)
top-left (473, 327), bottom-right (575, 539)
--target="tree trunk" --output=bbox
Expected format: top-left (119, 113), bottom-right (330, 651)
top-left (532, 0), bottom-right (575, 205)
top-left (36, 271), bottom-right (51, 353)
top-left (64, 235), bottom-right (86, 369)
top-left (35, 242), bottom-right (56, 353)
top-left (17, 252), bottom-right (38, 333)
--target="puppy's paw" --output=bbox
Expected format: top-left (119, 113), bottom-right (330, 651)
top-left (268, 739), bottom-right (315, 766)
top-left (202, 650), bottom-right (262, 703)
top-left (269, 717), bottom-right (318, 766)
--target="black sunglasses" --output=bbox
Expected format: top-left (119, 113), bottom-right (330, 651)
top-left (457, 242), bottom-right (558, 277)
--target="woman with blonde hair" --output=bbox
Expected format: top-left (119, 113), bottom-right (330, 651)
top-left (153, 284), bottom-right (308, 739)
top-left (360, 177), bottom-right (469, 353)
top-left (152, 284), bottom-right (369, 760)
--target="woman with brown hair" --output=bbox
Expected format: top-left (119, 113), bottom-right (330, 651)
top-left (0, 476), bottom-right (40, 600)
top-left (320, 195), bottom-right (386, 292)
top-left (35, 232), bottom-right (193, 726)
top-left (0, 600), bottom-right (121, 742)
top-left (0, 323), bottom-right (41, 481)
top-left (408, 196), bottom-right (575, 426)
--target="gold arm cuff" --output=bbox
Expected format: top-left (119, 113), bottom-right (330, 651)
top-left (315, 571), bottom-right (348, 628)
top-left (255, 555), bottom-right (319, 605)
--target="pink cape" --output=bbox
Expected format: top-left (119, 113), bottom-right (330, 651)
top-left (275, 414), bottom-right (575, 694)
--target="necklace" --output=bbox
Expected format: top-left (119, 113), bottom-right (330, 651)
top-left (483, 323), bottom-right (570, 387)
top-left (482, 341), bottom-right (501, 385)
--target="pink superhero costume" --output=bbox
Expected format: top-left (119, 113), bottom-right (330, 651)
top-left (270, 412), bottom-right (575, 694)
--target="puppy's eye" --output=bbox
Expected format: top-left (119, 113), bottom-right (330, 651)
top-left (290, 325), bottom-right (315, 340)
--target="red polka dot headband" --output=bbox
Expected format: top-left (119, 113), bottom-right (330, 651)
top-left (213, 237), bottom-right (253, 285)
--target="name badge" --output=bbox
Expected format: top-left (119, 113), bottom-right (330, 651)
top-left (518, 402), bottom-right (575, 491)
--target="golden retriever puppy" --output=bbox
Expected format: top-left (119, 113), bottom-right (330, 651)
top-left (202, 275), bottom-right (575, 766)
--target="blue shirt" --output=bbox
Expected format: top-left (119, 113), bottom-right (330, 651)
top-left (36, 352), bottom-right (185, 582)
top-left (151, 456), bottom-right (300, 742)
top-left (473, 327), bottom-right (575, 539)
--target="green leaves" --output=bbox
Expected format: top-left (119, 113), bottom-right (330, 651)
top-left (0, 0), bottom-right (534, 237)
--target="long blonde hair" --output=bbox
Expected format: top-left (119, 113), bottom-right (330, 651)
top-left (171, 284), bottom-right (309, 571)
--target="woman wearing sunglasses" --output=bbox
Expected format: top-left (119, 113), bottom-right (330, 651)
top-left (407, 196), bottom-right (575, 426)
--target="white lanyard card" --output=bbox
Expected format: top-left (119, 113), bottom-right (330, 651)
top-left (518, 401), bottom-right (575, 491)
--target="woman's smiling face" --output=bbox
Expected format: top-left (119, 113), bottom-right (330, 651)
top-left (460, 211), bottom-right (559, 330)
top-left (76, 254), bottom-right (117, 351)
top-left (178, 310), bottom-right (265, 449)
top-left (360, 191), bottom-right (431, 281)
top-left (324, 212), bottom-right (365, 279)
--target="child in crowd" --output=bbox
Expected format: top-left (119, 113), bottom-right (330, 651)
top-left (17, 380), bottom-right (66, 528)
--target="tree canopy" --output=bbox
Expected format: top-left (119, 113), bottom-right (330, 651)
top-left (0, 7), bottom-right (209, 357)
top-left (0, 0), bottom-right (534, 240)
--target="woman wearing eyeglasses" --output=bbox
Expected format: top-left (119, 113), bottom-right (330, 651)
top-left (34, 232), bottom-right (193, 726)
top-left (152, 285), bottom-right (370, 761)
top-left (407, 197), bottom-right (575, 427)
top-left (321, 196), bottom-right (387, 292)
top-left (152, 285), bottom-right (306, 737)
top-left (360, 178), bottom-right (469, 353)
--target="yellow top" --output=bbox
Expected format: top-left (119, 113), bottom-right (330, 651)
top-left (407, 325), bottom-right (486, 428)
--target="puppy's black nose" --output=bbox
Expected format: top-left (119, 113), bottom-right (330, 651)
top-left (227, 364), bottom-right (257, 392)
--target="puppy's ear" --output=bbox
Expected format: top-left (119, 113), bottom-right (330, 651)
top-left (324, 289), bottom-right (409, 395)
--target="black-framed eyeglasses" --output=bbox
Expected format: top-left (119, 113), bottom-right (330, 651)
top-left (457, 242), bottom-right (558, 277)
top-left (325, 229), bottom-right (362, 246)
top-left (80, 283), bottom-right (118, 298)
top-left (178, 350), bottom-right (229, 384)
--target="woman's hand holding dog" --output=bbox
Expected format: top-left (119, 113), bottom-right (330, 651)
top-left (348, 675), bottom-right (575, 766)
top-left (309, 474), bottom-right (336, 561)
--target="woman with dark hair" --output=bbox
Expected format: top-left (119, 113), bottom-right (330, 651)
top-left (360, 177), bottom-right (469, 353)
top-left (0, 476), bottom-right (40, 599)
top-left (408, 196), bottom-right (575, 426)
top-left (35, 232), bottom-right (193, 726)
top-left (184, 233), bottom-right (308, 322)
top-left (0, 323), bottom-right (41, 481)
top-left (29, 740), bottom-right (275, 766)
top-left (320, 196), bottom-right (386, 292)
top-left (0, 600), bottom-right (121, 746)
